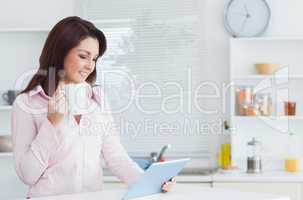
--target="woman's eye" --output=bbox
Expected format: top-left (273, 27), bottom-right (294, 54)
top-left (79, 55), bottom-right (87, 59)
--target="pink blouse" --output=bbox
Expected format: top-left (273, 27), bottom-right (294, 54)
top-left (11, 84), bottom-right (143, 198)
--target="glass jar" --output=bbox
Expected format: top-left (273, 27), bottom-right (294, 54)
top-left (235, 86), bottom-right (253, 115)
top-left (245, 103), bottom-right (260, 116)
top-left (255, 93), bottom-right (272, 116)
top-left (284, 101), bottom-right (296, 116)
top-left (247, 137), bottom-right (262, 173)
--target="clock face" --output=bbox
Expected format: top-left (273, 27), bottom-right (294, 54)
top-left (224, 0), bottom-right (271, 37)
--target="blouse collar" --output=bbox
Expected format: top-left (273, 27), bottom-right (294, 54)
top-left (28, 83), bottom-right (93, 100)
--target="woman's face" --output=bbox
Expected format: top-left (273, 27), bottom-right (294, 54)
top-left (63, 37), bottom-right (99, 84)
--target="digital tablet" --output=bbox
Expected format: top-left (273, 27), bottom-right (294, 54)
top-left (122, 158), bottom-right (190, 200)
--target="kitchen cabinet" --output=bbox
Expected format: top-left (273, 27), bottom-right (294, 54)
top-left (229, 37), bottom-right (303, 171)
top-left (213, 182), bottom-right (300, 200)
top-left (0, 156), bottom-right (27, 199)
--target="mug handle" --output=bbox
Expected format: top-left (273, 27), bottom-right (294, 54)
top-left (2, 92), bottom-right (8, 102)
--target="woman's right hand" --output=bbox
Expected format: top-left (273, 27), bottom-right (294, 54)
top-left (47, 81), bottom-right (68, 126)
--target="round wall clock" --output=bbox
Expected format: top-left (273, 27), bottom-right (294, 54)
top-left (224, 0), bottom-right (271, 37)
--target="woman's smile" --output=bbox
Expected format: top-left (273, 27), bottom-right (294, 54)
top-left (79, 70), bottom-right (89, 79)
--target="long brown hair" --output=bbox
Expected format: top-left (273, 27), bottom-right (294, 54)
top-left (21, 16), bottom-right (107, 96)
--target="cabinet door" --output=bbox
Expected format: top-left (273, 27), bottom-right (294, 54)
top-left (0, 156), bottom-right (27, 199)
top-left (213, 182), bottom-right (300, 200)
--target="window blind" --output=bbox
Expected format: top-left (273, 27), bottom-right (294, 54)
top-left (82, 0), bottom-right (212, 158)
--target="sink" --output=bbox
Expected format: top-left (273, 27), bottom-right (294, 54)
top-left (102, 157), bottom-right (152, 176)
top-left (179, 168), bottom-right (218, 175)
top-left (102, 157), bottom-right (218, 176)
top-left (131, 157), bottom-right (152, 170)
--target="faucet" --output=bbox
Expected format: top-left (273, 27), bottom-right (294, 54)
top-left (150, 144), bottom-right (171, 163)
top-left (150, 152), bottom-right (158, 163)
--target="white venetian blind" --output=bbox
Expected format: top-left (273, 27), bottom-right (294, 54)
top-left (83, 0), bottom-right (211, 158)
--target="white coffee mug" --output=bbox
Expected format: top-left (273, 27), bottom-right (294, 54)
top-left (58, 83), bottom-right (90, 115)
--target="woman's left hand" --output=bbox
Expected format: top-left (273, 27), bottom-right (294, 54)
top-left (161, 177), bottom-right (176, 193)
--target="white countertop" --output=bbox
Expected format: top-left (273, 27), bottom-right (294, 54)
top-left (12, 184), bottom-right (289, 200)
top-left (104, 170), bottom-right (303, 183)
top-left (4, 153), bottom-right (303, 183)
top-left (212, 170), bottom-right (303, 183)
top-left (103, 174), bottom-right (212, 183)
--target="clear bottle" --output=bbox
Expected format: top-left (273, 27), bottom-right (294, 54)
top-left (285, 132), bottom-right (300, 172)
top-left (247, 137), bottom-right (262, 173)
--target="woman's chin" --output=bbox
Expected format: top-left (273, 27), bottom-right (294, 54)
top-left (64, 79), bottom-right (85, 84)
top-left (75, 80), bottom-right (86, 84)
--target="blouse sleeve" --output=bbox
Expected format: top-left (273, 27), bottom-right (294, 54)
top-left (93, 86), bottom-right (144, 186)
top-left (101, 120), bottom-right (144, 186)
top-left (11, 95), bottom-right (70, 186)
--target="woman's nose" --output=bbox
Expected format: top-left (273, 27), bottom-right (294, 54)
top-left (85, 60), bottom-right (94, 70)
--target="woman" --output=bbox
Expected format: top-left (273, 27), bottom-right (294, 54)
top-left (12, 16), bottom-right (175, 198)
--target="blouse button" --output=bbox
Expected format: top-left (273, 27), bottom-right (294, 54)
top-left (80, 118), bottom-right (90, 128)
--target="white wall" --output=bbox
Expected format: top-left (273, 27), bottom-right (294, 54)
top-left (266, 0), bottom-right (303, 37)
top-left (0, 0), bottom-right (76, 90)
top-left (0, 0), bottom-right (76, 30)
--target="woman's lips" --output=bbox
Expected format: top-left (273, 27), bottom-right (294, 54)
top-left (79, 71), bottom-right (88, 78)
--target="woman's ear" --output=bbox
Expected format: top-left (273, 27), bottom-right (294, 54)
top-left (58, 69), bottom-right (66, 81)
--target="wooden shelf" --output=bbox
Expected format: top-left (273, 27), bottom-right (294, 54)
top-left (233, 116), bottom-right (303, 120)
top-left (230, 37), bottom-right (303, 41)
top-left (0, 106), bottom-right (12, 111)
top-left (232, 75), bottom-right (303, 80)
top-left (0, 152), bottom-right (12, 157)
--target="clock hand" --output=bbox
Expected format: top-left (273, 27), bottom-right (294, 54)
top-left (232, 11), bottom-right (247, 17)
top-left (244, 4), bottom-right (249, 14)
top-left (244, 4), bottom-right (251, 18)
top-left (239, 17), bottom-right (248, 34)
